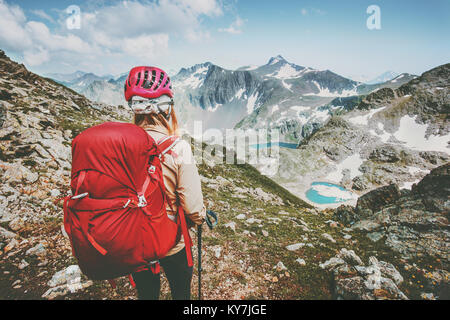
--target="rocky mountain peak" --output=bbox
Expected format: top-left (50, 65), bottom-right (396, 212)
top-left (267, 55), bottom-right (287, 65)
top-left (0, 50), bottom-right (39, 84)
top-left (177, 61), bottom-right (213, 77)
top-left (398, 63), bottom-right (449, 95)
top-left (366, 71), bottom-right (399, 84)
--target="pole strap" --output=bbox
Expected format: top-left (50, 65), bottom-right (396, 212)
top-left (178, 206), bottom-right (193, 267)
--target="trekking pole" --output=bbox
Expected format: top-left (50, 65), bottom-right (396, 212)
top-left (198, 210), bottom-right (218, 300)
top-left (197, 224), bottom-right (202, 300)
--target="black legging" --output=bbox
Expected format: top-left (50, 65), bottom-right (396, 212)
top-left (132, 247), bottom-right (193, 300)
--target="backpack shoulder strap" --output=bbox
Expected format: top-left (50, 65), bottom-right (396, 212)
top-left (157, 136), bottom-right (194, 269)
top-left (157, 135), bottom-right (181, 159)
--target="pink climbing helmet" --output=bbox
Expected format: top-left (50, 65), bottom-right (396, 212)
top-left (124, 66), bottom-right (173, 102)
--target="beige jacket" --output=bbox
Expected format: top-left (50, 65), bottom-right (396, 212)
top-left (143, 124), bottom-right (206, 257)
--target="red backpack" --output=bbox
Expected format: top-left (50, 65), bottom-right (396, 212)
top-left (62, 122), bottom-right (193, 284)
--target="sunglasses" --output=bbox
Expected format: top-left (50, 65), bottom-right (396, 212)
top-left (129, 96), bottom-right (174, 116)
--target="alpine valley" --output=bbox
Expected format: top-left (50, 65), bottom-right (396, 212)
top-left (50, 55), bottom-right (448, 207)
top-left (1, 49), bottom-right (449, 300)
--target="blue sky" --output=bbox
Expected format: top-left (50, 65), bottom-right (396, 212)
top-left (0, 0), bottom-right (449, 80)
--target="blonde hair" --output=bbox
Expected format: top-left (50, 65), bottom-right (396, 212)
top-left (134, 106), bottom-right (179, 135)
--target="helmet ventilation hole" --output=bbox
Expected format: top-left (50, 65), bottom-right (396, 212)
top-left (135, 72), bottom-right (141, 86)
top-left (143, 70), bottom-right (149, 88)
top-left (154, 72), bottom-right (164, 90)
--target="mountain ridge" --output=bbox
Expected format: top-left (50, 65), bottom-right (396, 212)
top-left (44, 55), bottom-right (416, 140)
top-left (366, 71), bottom-right (399, 84)
top-left (262, 62), bottom-right (449, 208)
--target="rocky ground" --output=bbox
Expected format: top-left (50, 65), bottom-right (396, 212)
top-left (331, 163), bottom-right (449, 299)
top-left (0, 50), bottom-right (448, 300)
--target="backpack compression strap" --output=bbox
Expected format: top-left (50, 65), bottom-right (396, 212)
top-left (68, 170), bottom-right (109, 256)
top-left (66, 170), bottom-right (154, 257)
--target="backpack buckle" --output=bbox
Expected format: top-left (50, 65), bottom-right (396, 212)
top-left (137, 194), bottom-right (147, 208)
top-left (123, 199), bottom-right (131, 208)
top-left (72, 192), bottom-right (88, 200)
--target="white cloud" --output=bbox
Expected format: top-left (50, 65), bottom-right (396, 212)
top-left (25, 21), bottom-right (92, 54)
top-left (185, 29), bottom-right (211, 42)
top-left (30, 9), bottom-right (55, 23)
top-left (121, 34), bottom-right (169, 60)
top-left (177, 0), bottom-right (223, 16)
top-left (0, 0), bottom-right (222, 71)
top-left (24, 47), bottom-right (49, 66)
top-left (77, 1), bottom-right (221, 43)
top-left (0, 1), bottom-right (32, 51)
top-left (218, 17), bottom-right (245, 34)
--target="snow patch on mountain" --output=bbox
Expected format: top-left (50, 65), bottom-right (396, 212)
top-left (407, 166), bottom-right (430, 175)
top-left (325, 153), bottom-right (364, 183)
top-left (234, 88), bottom-right (246, 100)
top-left (271, 105), bottom-right (279, 115)
top-left (305, 81), bottom-right (358, 97)
top-left (348, 106), bottom-right (386, 126)
top-left (246, 92), bottom-right (258, 114)
top-left (282, 80), bottom-right (293, 91)
top-left (208, 103), bottom-right (222, 112)
top-left (393, 115), bottom-right (450, 154)
top-left (369, 122), bottom-right (391, 143)
top-left (290, 106), bottom-right (309, 112)
top-left (390, 74), bottom-right (405, 83)
top-left (178, 65), bottom-right (209, 89)
top-left (311, 109), bottom-right (330, 122)
top-left (366, 71), bottom-right (398, 84)
top-left (400, 167), bottom-right (431, 190)
top-left (268, 64), bottom-right (303, 79)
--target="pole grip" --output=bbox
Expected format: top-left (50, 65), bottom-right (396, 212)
top-left (206, 210), bottom-right (218, 230)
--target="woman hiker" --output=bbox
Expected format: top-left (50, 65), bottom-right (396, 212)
top-left (124, 66), bottom-right (206, 300)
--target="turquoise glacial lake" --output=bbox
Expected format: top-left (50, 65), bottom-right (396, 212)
top-left (305, 182), bottom-right (355, 204)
